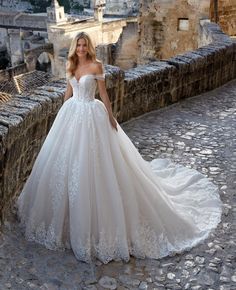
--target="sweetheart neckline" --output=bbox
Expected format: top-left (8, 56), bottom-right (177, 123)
top-left (73, 74), bottom-right (94, 83)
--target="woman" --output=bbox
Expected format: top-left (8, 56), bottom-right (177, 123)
top-left (17, 32), bottom-right (222, 264)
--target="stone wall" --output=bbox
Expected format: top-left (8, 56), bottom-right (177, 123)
top-left (114, 19), bottom-right (138, 69)
top-left (0, 28), bottom-right (8, 49)
top-left (138, 0), bottom-right (211, 64)
top-left (210, 0), bottom-right (236, 36)
top-left (0, 22), bottom-right (236, 223)
top-left (96, 19), bottom-right (138, 69)
top-left (96, 43), bottom-right (116, 65)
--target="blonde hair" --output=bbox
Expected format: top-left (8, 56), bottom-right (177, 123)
top-left (66, 32), bottom-right (97, 77)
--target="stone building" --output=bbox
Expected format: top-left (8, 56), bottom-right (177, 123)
top-left (0, 11), bottom-right (49, 67)
top-left (47, 0), bottom-right (67, 24)
top-left (46, 0), bottom-right (132, 77)
top-left (77, 0), bottom-right (139, 15)
top-left (210, 0), bottom-right (236, 36)
top-left (0, 0), bottom-right (138, 77)
top-left (138, 0), bottom-right (211, 64)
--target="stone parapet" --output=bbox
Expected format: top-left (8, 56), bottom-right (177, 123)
top-left (0, 23), bottom-right (236, 222)
top-left (199, 21), bottom-right (233, 46)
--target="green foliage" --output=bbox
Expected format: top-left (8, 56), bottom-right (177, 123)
top-left (26, 0), bottom-right (71, 13)
top-left (27, 0), bottom-right (51, 13)
top-left (72, 3), bottom-right (84, 13)
top-left (58, 0), bottom-right (71, 13)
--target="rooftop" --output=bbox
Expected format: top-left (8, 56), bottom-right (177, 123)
top-left (0, 70), bottom-right (54, 102)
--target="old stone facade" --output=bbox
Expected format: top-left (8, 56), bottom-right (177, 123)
top-left (0, 1), bottom-right (137, 77)
top-left (1, 21), bottom-right (236, 222)
top-left (77, 0), bottom-right (139, 15)
top-left (0, 11), bottom-right (48, 67)
top-left (96, 18), bottom-right (138, 70)
top-left (210, 0), bottom-right (236, 36)
top-left (47, 0), bottom-right (67, 24)
top-left (138, 0), bottom-right (211, 64)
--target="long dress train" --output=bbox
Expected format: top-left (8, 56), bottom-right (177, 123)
top-left (17, 74), bottom-right (222, 264)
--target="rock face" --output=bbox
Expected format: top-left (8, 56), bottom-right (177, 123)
top-left (210, 0), bottom-right (236, 36)
top-left (138, 0), bottom-right (211, 64)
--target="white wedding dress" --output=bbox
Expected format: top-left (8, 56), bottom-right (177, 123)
top-left (17, 74), bottom-right (222, 264)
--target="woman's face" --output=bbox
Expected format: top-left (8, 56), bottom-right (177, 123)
top-left (76, 38), bottom-right (88, 58)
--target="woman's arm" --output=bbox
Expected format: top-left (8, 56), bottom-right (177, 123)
top-left (96, 64), bottom-right (118, 131)
top-left (64, 81), bottom-right (73, 102)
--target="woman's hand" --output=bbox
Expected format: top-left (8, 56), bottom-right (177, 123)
top-left (109, 115), bottom-right (118, 131)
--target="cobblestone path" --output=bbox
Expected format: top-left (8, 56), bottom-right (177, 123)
top-left (0, 80), bottom-right (236, 290)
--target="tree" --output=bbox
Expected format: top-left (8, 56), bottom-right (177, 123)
top-left (58, 0), bottom-right (71, 13)
top-left (71, 3), bottom-right (84, 13)
top-left (27, 0), bottom-right (70, 13)
top-left (28, 0), bottom-right (51, 13)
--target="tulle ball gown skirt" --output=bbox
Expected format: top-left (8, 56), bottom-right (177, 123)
top-left (17, 94), bottom-right (222, 264)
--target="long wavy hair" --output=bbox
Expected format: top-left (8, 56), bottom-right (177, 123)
top-left (66, 32), bottom-right (97, 77)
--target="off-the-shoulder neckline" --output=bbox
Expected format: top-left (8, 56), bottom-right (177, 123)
top-left (72, 74), bottom-right (105, 83)
top-left (73, 74), bottom-right (94, 82)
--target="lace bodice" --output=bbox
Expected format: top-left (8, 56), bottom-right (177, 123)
top-left (69, 74), bottom-right (104, 103)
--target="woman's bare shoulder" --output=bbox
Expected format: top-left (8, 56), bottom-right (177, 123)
top-left (91, 61), bottom-right (103, 74)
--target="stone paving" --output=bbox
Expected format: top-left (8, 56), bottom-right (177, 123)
top-left (0, 80), bottom-right (236, 290)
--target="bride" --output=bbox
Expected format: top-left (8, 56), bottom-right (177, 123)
top-left (17, 32), bottom-right (222, 264)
